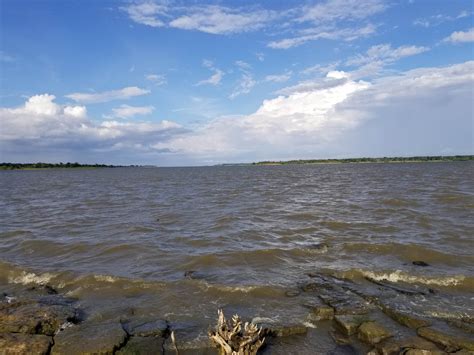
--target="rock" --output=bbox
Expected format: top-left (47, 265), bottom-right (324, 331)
top-left (334, 315), bottom-right (365, 336)
top-left (412, 261), bottom-right (430, 267)
top-left (310, 304), bottom-right (335, 321)
top-left (417, 327), bottom-right (474, 352)
top-left (358, 321), bottom-right (391, 345)
top-left (381, 305), bottom-right (430, 329)
top-left (116, 336), bottom-right (164, 355)
top-left (376, 336), bottom-right (442, 355)
top-left (0, 333), bottom-right (53, 355)
top-left (27, 285), bottom-right (58, 295)
top-left (404, 350), bottom-right (439, 355)
top-left (0, 302), bottom-right (77, 335)
top-left (262, 323), bottom-right (308, 337)
top-left (52, 322), bottom-right (127, 355)
top-left (123, 319), bottom-right (168, 337)
top-left (365, 277), bottom-right (426, 296)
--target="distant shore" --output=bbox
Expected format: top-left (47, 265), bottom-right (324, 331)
top-left (0, 163), bottom-right (129, 170)
top-left (250, 155), bottom-right (473, 166)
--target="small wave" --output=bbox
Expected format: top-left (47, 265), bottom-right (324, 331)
top-left (362, 270), bottom-right (465, 287)
top-left (335, 268), bottom-right (472, 290)
top-left (8, 271), bottom-right (55, 286)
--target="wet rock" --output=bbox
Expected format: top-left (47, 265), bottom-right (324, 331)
top-left (417, 327), bottom-right (474, 352)
top-left (447, 319), bottom-right (474, 334)
top-left (0, 302), bottom-right (77, 335)
top-left (0, 333), bottom-right (53, 355)
top-left (27, 285), bottom-right (58, 295)
top-left (358, 321), bottom-right (391, 345)
top-left (319, 292), bottom-right (371, 315)
top-left (52, 322), bottom-right (127, 355)
top-left (116, 336), bottom-right (164, 355)
top-left (381, 305), bottom-right (430, 329)
top-left (412, 261), bottom-right (430, 267)
top-left (403, 350), bottom-right (439, 355)
top-left (365, 277), bottom-right (426, 296)
top-left (162, 326), bottom-right (213, 354)
top-left (334, 315), bottom-right (365, 336)
top-left (262, 323), bottom-right (308, 337)
top-left (123, 319), bottom-right (168, 337)
top-left (310, 304), bottom-right (335, 321)
top-left (376, 336), bottom-right (441, 355)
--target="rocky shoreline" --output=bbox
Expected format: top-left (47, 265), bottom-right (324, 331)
top-left (1, 271), bottom-right (473, 354)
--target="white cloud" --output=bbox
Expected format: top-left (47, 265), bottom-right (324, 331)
top-left (145, 74), bottom-right (167, 86)
top-left (298, 0), bottom-right (386, 23)
top-left (256, 52), bottom-right (265, 62)
top-left (169, 5), bottom-right (275, 34)
top-left (1, 94), bottom-right (182, 153)
top-left (110, 104), bottom-right (155, 119)
top-left (229, 74), bottom-right (256, 99)
top-left (268, 24), bottom-right (376, 49)
top-left (300, 62), bottom-right (341, 76)
top-left (229, 60), bottom-right (256, 99)
top-left (264, 71), bottom-right (292, 83)
top-left (65, 87), bottom-right (150, 104)
top-left (120, 1), bottom-right (168, 27)
top-left (196, 60), bottom-right (224, 86)
top-left (346, 43), bottom-right (429, 67)
top-left (443, 28), bottom-right (474, 44)
top-left (413, 11), bottom-right (471, 28)
top-left (152, 61), bottom-right (473, 162)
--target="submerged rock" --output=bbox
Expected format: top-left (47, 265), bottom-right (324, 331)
top-left (357, 321), bottom-right (391, 345)
top-left (417, 326), bottom-right (474, 352)
top-left (380, 305), bottom-right (430, 329)
top-left (52, 322), bottom-right (128, 355)
top-left (122, 319), bottom-right (168, 337)
top-left (0, 333), bottom-right (53, 355)
top-left (412, 261), bottom-right (430, 267)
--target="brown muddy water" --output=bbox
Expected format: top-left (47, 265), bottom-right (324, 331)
top-left (0, 162), bottom-right (473, 353)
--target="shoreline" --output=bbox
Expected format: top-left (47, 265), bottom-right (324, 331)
top-left (2, 269), bottom-right (473, 354)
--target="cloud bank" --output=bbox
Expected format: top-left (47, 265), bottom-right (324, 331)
top-left (1, 61), bottom-right (472, 165)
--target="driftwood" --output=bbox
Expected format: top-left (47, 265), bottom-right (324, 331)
top-left (209, 309), bottom-right (265, 355)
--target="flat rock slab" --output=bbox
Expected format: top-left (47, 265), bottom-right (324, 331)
top-left (380, 304), bottom-right (430, 329)
top-left (52, 322), bottom-right (127, 355)
top-left (116, 336), bottom-right (164, 355)
top-left (358, 321), bottom-right (392, 345)
top-left (263, 323), bottom-right (308, 337)
top-left (123, 319), bottom-right (168, 337)
top-left (0, 332), bottom-right (53, 355)
top-left (417, 326), bottom-right (474, 352)
top-left (376, 336), bottom-right (442, 355)
top-left (0, 303), bottom-right (77, 335)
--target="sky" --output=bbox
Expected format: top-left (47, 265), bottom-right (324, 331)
top-left (0, 0), bottom-right (473, 166)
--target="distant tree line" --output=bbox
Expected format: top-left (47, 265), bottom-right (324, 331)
top-left (252, 155), bottom-right (474, 165)
top-left (0, 162), bottom-right (126, 170)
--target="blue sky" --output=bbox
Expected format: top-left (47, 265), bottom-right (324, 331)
top-left (1, 0), bottom-right (473, 165)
